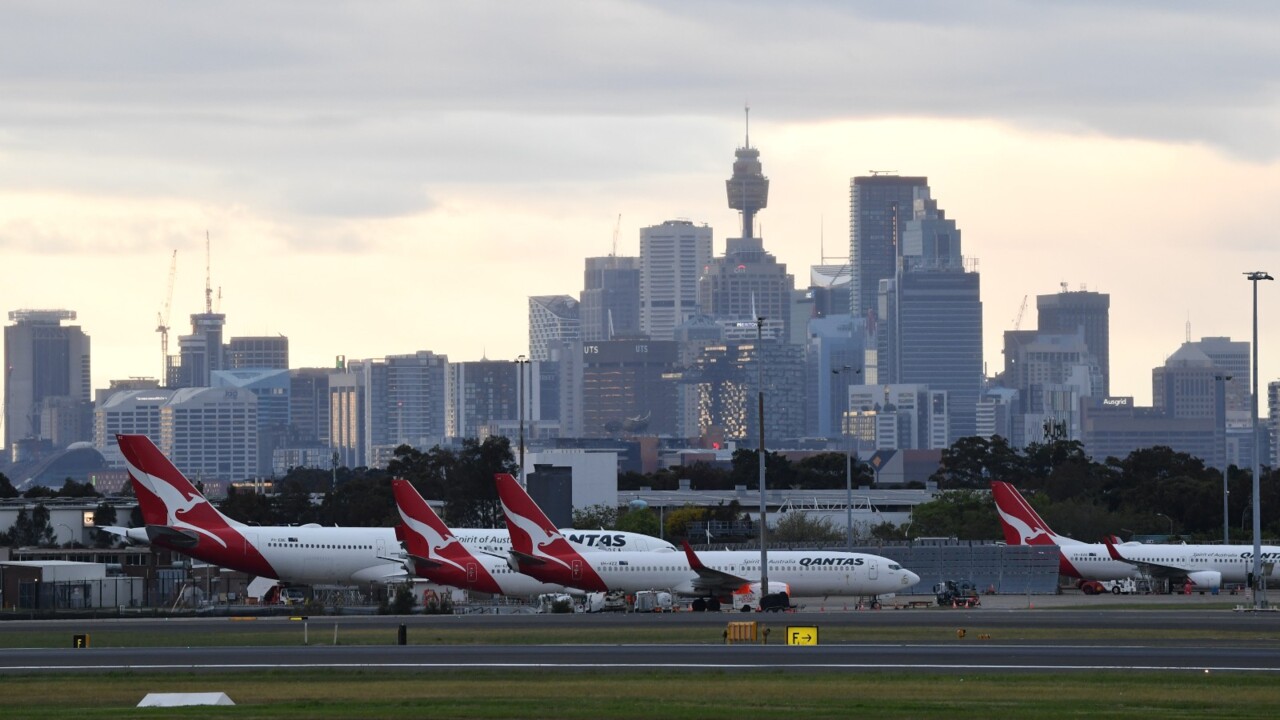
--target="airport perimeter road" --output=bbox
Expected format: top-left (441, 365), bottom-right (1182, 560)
top-left (4, 640), bottom-right (1280, 674)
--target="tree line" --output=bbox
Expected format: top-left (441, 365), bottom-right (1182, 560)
top-left (3, 434), bottom-right (1275, 548)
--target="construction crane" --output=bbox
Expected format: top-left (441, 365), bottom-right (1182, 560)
top-left (1013, 294), bottom-right (1028, 331)
top-left (156, 249), bottom-right (178, 385)
top-left (610, 213), bottom-right (621, 258)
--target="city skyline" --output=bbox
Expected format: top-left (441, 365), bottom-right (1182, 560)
top-left (3, 2), bottom-right (1279, 423)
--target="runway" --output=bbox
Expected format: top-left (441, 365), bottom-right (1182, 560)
top-left (4, 640), bottom-right (1280, 674)
top-left (3, 605), bottom-right (1280, 674)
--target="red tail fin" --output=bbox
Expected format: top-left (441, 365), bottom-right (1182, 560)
top-left (116, 434), bottom-right (236, 533)
top-left (990, 481), bottom-right (1077, 546)
top-left (392, 479), bottom-right (464, 561)
top-left (494, 473), bottom-right (579, 560)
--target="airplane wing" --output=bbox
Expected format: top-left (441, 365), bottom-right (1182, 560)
top-left (1104, 537), bottom-right (1187, 579)
top-left (681, 540), bottom-right (751, 594)
top-left (95, 526), bottom-right (151, 545)
top-left (509, 549), bottom-right (550, 566)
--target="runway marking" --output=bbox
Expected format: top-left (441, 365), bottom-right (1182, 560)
top-left (4, 663), bottom-right (1280, 673)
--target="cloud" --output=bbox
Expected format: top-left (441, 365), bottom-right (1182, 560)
top-left (2, 0), bottom-right (1278, 229)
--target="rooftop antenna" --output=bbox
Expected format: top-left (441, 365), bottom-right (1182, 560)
top-left (744, 102), bottom-right (750, 149)
top-left (204, 231), bottom-right (213, 314)
top-left (1186, 314), bottom-right (1191, 343)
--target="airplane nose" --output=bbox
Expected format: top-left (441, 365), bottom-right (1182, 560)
top-left (903, 570), bottom-right (921, 588)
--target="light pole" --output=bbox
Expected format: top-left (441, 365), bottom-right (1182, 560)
top-left (833, 365), bottom-right (861, 551)
top-left (1156, 512), bottom-right (1173, 537)
top-left (514, 355), bottom-right (530, 486)
top-left (1245, 270), bottom-right (1272, 609)
top-left (756, 316), bottom-right (768, 597)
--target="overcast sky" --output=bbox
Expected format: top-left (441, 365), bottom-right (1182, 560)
top-left (3, 1), bottom-right (1279, 431)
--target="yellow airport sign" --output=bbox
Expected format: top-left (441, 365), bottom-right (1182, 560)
top-left (786, 626), bottom-right (819, 646)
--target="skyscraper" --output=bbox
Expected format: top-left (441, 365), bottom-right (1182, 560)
top-left (639, 220), bottom-right (712, 341)
top-left (579, 256), bottom-right (641, 342)
top-left (446, 359), bottom-right (520, 439)
top-left (849, 174), bottom-right (929, 320)
top-left (872, 189), bottom-right (983, 443)
top-left (700, 123), bottom-right (796, 341)
top-left (171, 311), bottom-right (226, 388)
top-left (4, 309), bottom-right (91, 451)
top-left (227, 336), bottom-right (289, 370)
top-left (1037, 289), bottom-right (1110, 397)
top-left (528, 295), bottom-right (580, 361)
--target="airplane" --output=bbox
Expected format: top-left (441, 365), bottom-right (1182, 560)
top-left (106, 433), bottom-right (675, 587)
top-left (496, 472), bottom-right (921, 610)
top-left (991, 480), bottom-right (1280, 591)
top-left (392, 477), bottom-right (567, 596)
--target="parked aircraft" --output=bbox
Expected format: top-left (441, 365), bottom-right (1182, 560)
top-left (106, 434), bottom-right (673, 586)
top-left (496, 472), bottom-right (921, 609)
top-left (393, 478), bottom-right (566, 596)
top-left (992, 480), bottom-right (1280, 590)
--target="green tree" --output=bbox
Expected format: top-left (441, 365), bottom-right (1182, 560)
top-left (0, 472), bottom-right (17, 499)
top-left (663, 505), bottom-right (708, 541)
top-left (769, 512), bottom-right (844, 545)
top-left (9, 505), bottom-right (55, 547)
top-left (615, 507), bottom-right (660, 538)
top-left (573, 504), bottom-right (619, 529)
top-left (273, 477), bottom-right (319, 525)
top-left (58, 478), bottom-right (101, 498)
top-left (729, 449), bottom-right (795, 490)
top-left (218, 486), bottom-right (275, 525)
top-left (908, 489), bottom-right (1000, 540)
top-left (92, 502), bottom-right (119, 548)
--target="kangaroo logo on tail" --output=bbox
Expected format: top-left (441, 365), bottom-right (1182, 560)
top-left (392, 479), bottom-right (468, 575)
top-left (117, 434), bottom-right (230, 549)
top-left (990, 481), bottom-right (1081, 546)
top-left (495, 474), bottom-right (579, 573)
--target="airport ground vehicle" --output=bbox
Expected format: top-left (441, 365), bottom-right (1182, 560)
top-left (1080, 578), bottom-right (1140, 595)
top-left (934, 580), bottom-right (981, 608)
top-left (536, 593), bottom-right (575, 613)
top-left (633, 590), bottom-right (674, 612)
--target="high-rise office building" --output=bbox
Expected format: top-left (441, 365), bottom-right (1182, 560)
top-left (287, 368), bottom-right (332, 447)
top-left (172, 312), bottom-right (226, 388)
top-left (700, 129), bottom-right (795, 343)
top-left (446, 360), bottom-right (520, 439)
top-left (872, 190), bottom-right (983, 443)
top-left (1153, 344), bottom-right (1233, 421)
top-left (1184, 336), bottom-right (1249, 412)
top-left (688, 340), bottom-right (806, 444)
top-left (572, 339), bottom-right (680, 438)
top-left (353, 351), bottom-right (449, 465)
top-left (1037, 289), bottom-right (1110, 396)
top-left (1000, 328), bottom-right (1101, 446)
top-left (640, 220), bottom-right (712, 341)
top-left (580, 256), bottom-right (641, 342)
top-left (94, 388), bottom-right (175, 461)
top-left (159, 386), bottom-right (259, 482)
top-left (528, 295), bottom-right (580, 361)
top-left (212, 368), bottom-right (291, 474)
top-left (806, 315), bottom-right (864, 439)
top-left (328, 370), bottom-right (363, 469)
top-left (849, 174), bottom-right (929, 320)
top-left (227, 336), bottom-right (289, 370)
top-left (4, 309), bottom-right (91, 452)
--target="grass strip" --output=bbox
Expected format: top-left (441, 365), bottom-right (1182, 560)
top-left (0, 669), bottom-right (1277, 720)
